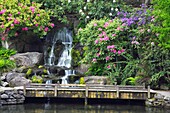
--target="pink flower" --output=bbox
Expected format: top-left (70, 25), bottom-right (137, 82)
top-left (99, 38), bottom-right (103, 41)
top-left (112, 34), bottom-right (116, 37)
top-left (109, 20), bottom-right (113, 22)
top-left (8, 14), bottom-right (12, 16)
top-left (15, 32), bottom-right (18, 36)
top-left (122, 23), bottom-right (126, 26)
top-left (117, 26), bottom-right (121, 31)
top-left (106, 56), bottom-right (110, 61)
top-left (51, 23), bottom-right (55, 27)
top-left (1, 37), bottom-right (5, 41)
top-left (18, 12), bottom-right (21, 15)
top-left (98, 34), bottom-right (102, 37)
top-left (96, 53), bottom-right (100, 57)
top-left (22, 27), bottom-right (28, 31)
top-left (11, 24), bottom-right (14, 27)
top-left (156, 33), bottom-right (159, 37)
top-left (147, 29), bottom-right (151, 32)
top-left (107, 65), bottom-right (111, 69)
top-left (8, 17), bottom-right (12, 21)
top-left (98, 28), bottom-right (102, 31)
top-left (107, 45), bottom-right (115, 49)
top-left (117, 50), bottom-right (121, 54)
top-left (92, 58), bottom-right (97, 62)
top-left (94, 23), bottom-right (97, 26)
top-left (1, 25), bottom-right (4, 28)
top-left (37, 14), bottom-right (40, 16)
top-left (0, 9), bottom-right (6, 14)
top-left (95, 39), bottom-right (99, 44)
top-left (113, 49), bottom-right (117, 53)
top-left (104, 22), bottom-right (109, 28)
top-left (25, 27), bottom-right (28, 31)
top-left (14, 19), bottom-right (20, 24)
top-left (78, 28), bottom-right (82, 31)
top-left (102, 31), bottom-right (106, 36)
top-left (121, 49), bottom-right (125, 53)
top-left (104, 36), bottom-right (109, 41)
top-left (35, 24), bottom-right (38, 27)
top-left (44, 27), bottom-right (49, 32)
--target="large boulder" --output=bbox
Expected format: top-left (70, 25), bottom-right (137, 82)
top-left (10, 52), bottom-right (43, 67)
top-left (84, 76), bottom-right (108, 85)
top-left (3, 72), bottom-right (30, 87)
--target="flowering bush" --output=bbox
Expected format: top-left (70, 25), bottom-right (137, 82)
top-left (77, 4), bottom-right (170, 87)
top-left (0, 0), bottom-right (54, 41)
top-left (77, 18), bottom-right (132, 77)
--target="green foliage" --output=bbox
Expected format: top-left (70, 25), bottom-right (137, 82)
top-left (0, 0), bottom-right (54, 41)
top-left (31, 75), bottom-right (43, 83)
top-left (0, 47), bottom-right (16, 72)
top-left (0, 47), bottom-right (16, 58)
top-left (152, 0), bottom-right (170, 48)
top-left (32, 0), bottom-right (125, 25)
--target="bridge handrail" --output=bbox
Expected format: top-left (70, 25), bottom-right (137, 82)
top-left (25, 83), bottom-right (145, 90)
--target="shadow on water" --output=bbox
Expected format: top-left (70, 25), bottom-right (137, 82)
top-left (0, 98), bottom-right (169, 113)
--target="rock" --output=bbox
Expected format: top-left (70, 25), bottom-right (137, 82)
top-left (10, 52), bottom-right (43, 67)
top-left (1, 73), bottom-right (7, 81)
top-left (84, 76), bottom-right (108, 85)
top-left (1, 94), bottom-right (9, 99)
top-left (9, 76), bottom-right (30, 87)
top-left (160, 84), bottom-right (169, 90)
top-left (1, 81), bottom-right (9, 87)
top-left (154, 93), bottom-right (164, 100)
top-left (6, 72), bottom-right (25, 83)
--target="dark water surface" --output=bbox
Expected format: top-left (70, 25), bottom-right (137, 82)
top-left (0, 98), bottom-right (169, 113)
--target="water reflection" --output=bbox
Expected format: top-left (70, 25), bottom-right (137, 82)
top-left (0, 103), bottom-right (169, 113)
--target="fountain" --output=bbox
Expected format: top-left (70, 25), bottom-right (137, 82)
top-left (44, 27), bottom-right (75, 84)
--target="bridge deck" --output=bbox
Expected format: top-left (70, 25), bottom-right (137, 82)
top-left (24, 84), bottom-right (155, 104)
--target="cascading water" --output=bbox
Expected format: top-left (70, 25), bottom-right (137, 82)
top-left (44, 27), bottom-right (75, 84)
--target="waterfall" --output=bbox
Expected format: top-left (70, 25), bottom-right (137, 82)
top-left (44, 27), bottom-right (75, 84)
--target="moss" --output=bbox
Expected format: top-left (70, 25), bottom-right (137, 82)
top-left (80, 77), bottom-right (85, 84)
top-left (43, 69), bottom-right (48, 74)
top-left (26, 69), bottom-right (32, 76)
top-left (38, 65), bottom-right (44, 69)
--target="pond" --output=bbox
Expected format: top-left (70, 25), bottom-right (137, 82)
top-left (0, 98), bottom-right (169, 113)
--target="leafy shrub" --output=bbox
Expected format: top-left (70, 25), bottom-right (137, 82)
top-left (0, 47), bottom-right (16, 72)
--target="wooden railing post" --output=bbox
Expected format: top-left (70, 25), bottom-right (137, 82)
top-left (54, 85), bottom-right (58, 97)
top-left (23, 85), bottom-right (26, 96)
top-left (85, 85), bottom-right (88, 105)
top-left (147, 85), bottom-right (150, 99)
top-left (116, 85), bottom-right (119, 98)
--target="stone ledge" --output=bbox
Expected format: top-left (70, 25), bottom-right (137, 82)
top-left (0, 86), bottom-right (25, 105)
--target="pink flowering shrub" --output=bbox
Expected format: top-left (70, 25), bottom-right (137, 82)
top-left (0, 0), bottom-right (54, 41)
top-left (77, 18), bottom-right (133, 76)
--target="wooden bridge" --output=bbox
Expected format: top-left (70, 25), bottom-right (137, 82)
top-left (23, 84), bottom-right (156, 104)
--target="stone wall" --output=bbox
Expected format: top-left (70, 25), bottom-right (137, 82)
top-left (0, 87), bottom-right (25, 105)
top-left (146, 93), bottom-right (170, 108)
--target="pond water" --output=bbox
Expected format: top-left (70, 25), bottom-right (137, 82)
top-left (0, 98), bottom-right (169, 113)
